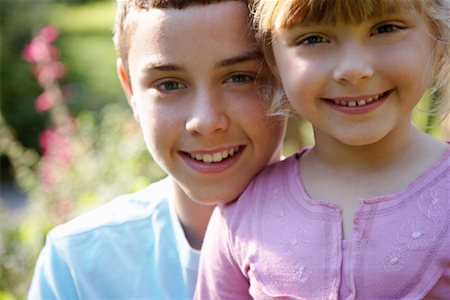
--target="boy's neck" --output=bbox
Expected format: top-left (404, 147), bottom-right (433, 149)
top-left (171, 179), bottom-right (215, 250)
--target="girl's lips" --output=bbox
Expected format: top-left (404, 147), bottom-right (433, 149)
top-left (324, 90), bottom-right (392, 115)
top-left (179, 145), bottom-right (245, 174)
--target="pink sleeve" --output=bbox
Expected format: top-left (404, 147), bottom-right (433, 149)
top-left (194, 205), bottom-right (252, 300)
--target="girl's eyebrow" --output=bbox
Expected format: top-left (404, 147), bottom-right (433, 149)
top-left (215, 50), bottom-right (263, 69)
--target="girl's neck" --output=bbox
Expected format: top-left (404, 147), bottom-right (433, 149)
top-left (301, 125), bottom-right (448, 239)
top-left (171, 180), bottom-right (215, 250)
top-left (303, 124), bottom-right (448, 198)
top-left (312, 124), bottom-right (424, 170)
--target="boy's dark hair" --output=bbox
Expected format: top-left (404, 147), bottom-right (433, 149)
top-left (113, 0), bottom-right (248, 75)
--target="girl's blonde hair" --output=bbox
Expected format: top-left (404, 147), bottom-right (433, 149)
top-left (252, 0), bottom-right (450, 119)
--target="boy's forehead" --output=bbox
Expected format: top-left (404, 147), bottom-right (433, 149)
top-left (126, 1), bottom-right (259, 74)
top-left (127, 1), bottom-right (248, 30)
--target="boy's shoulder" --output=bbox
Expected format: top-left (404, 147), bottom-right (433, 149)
top-left (49, 177), bottom-right (173, 241)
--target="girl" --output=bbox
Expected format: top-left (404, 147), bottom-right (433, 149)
top-left (195, 0), bottom-right (450, 299)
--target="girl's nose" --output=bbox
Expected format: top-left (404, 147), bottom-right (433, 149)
top-left (185, 90), bottom-right (229, 136)
top-left (333, 43), bottom-right (374, 85)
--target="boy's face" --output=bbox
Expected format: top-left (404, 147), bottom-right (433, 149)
top-left (119, 2), bottom-right (285, 205)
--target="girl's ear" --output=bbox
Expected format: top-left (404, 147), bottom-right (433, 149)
top-left (117, 59), bottom-right (139, 122)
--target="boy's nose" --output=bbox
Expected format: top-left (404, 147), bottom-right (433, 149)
top-left (332, 43), bottom-right (374, 85)
top-left (185, 90), bottom-right (229, 136)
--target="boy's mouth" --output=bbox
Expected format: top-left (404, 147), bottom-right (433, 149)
top-left (188, 146), bottom-right (242, 163)
top-left (324, 90), bottom-right (391, 107)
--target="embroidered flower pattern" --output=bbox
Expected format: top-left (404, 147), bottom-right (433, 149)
top-left (384, 248), bottom-right (409, 273)
top-left (397, 216), bottom-right (437, 251)
top-left (418, 187), bottom-right (449, 218)
top-left (292, 260), bottom-right (311, 283)
top-left (260, 255), bottom-right (311, 292)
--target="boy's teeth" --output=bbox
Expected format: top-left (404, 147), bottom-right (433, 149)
top-left (331, 92), bottom-right (384, 107)
top-left (222, 150), bottom-right (229, 159)
top-left (212, 153), bottom-right (222, 162)
top-left (190, 146), bottom-right (240, 163)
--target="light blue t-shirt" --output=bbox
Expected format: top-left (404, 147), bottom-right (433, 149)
top-left (28, 177), bottom-right (200, 300)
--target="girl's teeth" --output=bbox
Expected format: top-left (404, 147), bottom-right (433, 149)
top-left (203, 154), bottom-right (212, 163)
top-left (331, 92), bottom-right (384, 107)
top-left (190, 146), bottom-right (240, 163)
top-left (357, 99), bottom-right (366, 106)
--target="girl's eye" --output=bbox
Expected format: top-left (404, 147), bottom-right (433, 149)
top-left (226, 74), bottom-right (255, 84)
top-left (297, 35), bottom-right (328, 46)
top-left (374, 24), bottom-right (400, 34)
top-left (156, 80), bottom-right (186, 92)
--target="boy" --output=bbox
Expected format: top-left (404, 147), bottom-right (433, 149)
top-left (28, 0), bottom-right (286, 299)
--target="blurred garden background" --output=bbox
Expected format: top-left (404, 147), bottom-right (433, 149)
top-left (0, 0), bottom-right (449, 299)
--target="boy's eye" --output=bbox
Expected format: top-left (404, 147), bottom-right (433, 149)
top-left (226, 74), bottom-right (255, 84)
top-left (156, 80), bottom-right (186, 92)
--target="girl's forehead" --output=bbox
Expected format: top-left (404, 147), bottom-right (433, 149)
top-left (272, 0), bottom-right (419, 29)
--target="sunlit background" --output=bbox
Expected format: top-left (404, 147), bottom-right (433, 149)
top-left (1, 1), bottom-right (449, 299)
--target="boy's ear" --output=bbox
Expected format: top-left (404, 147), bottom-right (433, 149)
top-left (117, 58), bottom-right (133, 99)
top-left (117, 59), bottom-right (139, 122)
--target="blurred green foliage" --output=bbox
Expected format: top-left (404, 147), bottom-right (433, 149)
top-left (1, 1), bottom-right (50, 165)
top-left (0, 1), bottom-right (164, 299)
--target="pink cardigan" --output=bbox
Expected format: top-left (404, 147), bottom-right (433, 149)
top-left (195, 148), bottom-right (450, 299)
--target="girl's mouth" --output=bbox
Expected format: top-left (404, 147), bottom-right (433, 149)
top-left (324, 90), bottom-right (391, 108)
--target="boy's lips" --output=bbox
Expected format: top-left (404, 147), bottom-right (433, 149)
top-left (188, 146), bottom-right (241, 163)
top-left (180, 145), bottom-right (245, 174)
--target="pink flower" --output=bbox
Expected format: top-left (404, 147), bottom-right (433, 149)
top-left (22, 38), bottom-right (48, 63)
top-left (39, 130), bottom-right (71, 161)
top-left (39, 26), bottom-right (59, 43)
top-left (35, 92), bottom-right (53, 112)
top-left (35, 61), bottom-right (66, 87)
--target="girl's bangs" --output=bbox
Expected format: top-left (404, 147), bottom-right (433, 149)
top-left (273, 0), bottom-right (420, 28)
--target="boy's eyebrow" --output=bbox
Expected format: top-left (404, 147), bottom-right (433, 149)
top-left (215, 50), bottom-right (263, 68)
top-left (139, 50), bottom-right (263, 73)
top-left (140, 61), bottom-right (185, 73)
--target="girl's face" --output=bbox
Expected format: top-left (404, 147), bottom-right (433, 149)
top-left (272, 8), bottom-right (435, 146)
